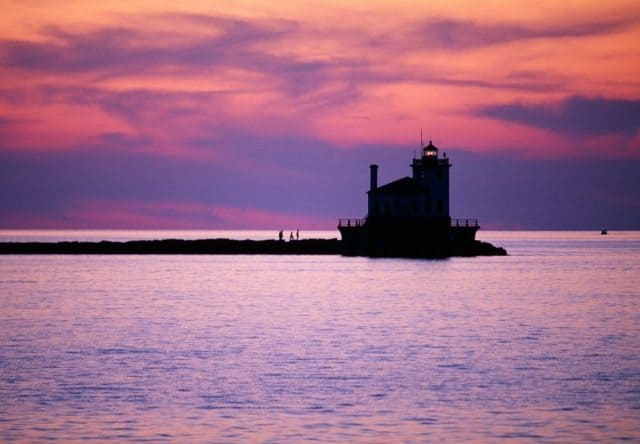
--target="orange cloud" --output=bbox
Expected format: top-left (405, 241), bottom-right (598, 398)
top-left (1, 0), bottom-right (638, 159)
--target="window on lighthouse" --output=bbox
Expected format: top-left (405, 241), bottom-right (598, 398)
top-left (424, 147), bottom-right (437, 158)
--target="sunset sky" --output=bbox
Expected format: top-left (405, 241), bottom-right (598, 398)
top-left (1, 1), bottom-right (639, 229)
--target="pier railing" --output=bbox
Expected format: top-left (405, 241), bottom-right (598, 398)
top-left (451, 218), bottom-right (478, 228)
top-left (338, 218), bottom-right (367, 228)
top-left (339, 217), bottom-right (478, 228)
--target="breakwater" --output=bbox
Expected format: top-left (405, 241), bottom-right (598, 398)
top-left (0, 238), bottom-right (341, 255)
top-left (0, 238), bottom-right (506, 257)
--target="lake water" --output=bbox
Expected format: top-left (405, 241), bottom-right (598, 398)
top-left (1, 231), bottom-right (639, 441)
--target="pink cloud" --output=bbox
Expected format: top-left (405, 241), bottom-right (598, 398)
top-left (0, 209), bottom-right (69, 229)
top-left (1, 9), bottom-right (637, 159)
top-left (210, 206), bottom-right (335, 230)
top-left (0, 199), bottom-right (336, 230)
top-left (60, 200), bottom-right (213, 229)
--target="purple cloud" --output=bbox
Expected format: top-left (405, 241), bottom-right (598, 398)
top-left (32, 84), bottom-right (227, 125)
top-left (3, 11), bottom-right (624, 99)
top-left (1, 15), bottom-right (293, 73)
top-left (451, 151), bottom-right (640, 229)
top-left (0, 15), bottom-right (351, 98)
top-left (1, 133), bottom-right (639, 229)
top-left (476, 96), bottom-right (640, 136)
top-left (414, 16), bottom-right (637, 50)
top-left (0, 17), bottom-right (374, 118)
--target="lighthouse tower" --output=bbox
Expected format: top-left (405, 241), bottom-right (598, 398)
top-left (410, 140), bottom-right (451, 220)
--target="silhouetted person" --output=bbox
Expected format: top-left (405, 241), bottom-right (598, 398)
top-left (278, 230), bottom-right (283, 241)
top-left (296, 229), bottom-right (299, 240)
top-left (289, 232), bottom-right (294, 241)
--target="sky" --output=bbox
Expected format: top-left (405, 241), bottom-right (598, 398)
top-left (0, 0), bottom-right (639, 230)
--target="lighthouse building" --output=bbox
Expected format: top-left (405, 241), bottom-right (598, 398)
top-left (339, 140), bottom-right (478, 257)
top-left (368, 141), bottom-right (450, 221)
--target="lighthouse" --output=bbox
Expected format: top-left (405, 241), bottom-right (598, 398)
top-left (339, 138), bottom-right (479, 257)
top-left (410, 140), bottom-right (451, 220)
top-left (365, 140), bottom-right (451, 224)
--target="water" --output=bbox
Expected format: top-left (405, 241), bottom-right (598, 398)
top-left (1, 231), bottom-right (639, 441)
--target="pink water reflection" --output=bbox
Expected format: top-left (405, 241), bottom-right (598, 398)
top-left (1, 232), bottom-right (639, 440)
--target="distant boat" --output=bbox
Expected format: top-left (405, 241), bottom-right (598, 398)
top-left (601, 228), bottom-right (608, 235)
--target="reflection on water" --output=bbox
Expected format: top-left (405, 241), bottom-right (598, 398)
top-left (1, 232), bottom-right (639, 441)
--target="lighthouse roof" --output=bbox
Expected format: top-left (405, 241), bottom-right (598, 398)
top-left (368, 176), bottom-right (425, 195)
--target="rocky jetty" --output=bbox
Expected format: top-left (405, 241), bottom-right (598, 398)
top-left (0, 238), bottom-right (341, 255)
top-left (0, 237), bottom-right (506, 257)
top-left (452, 240), bottom-right (508, 257)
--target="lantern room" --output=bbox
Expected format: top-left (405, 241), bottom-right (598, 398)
top-left (423, 140), bottom-right (438, 158)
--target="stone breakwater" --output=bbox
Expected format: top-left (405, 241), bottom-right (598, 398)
top-left (0, 238), bottom-right (506, 257)
top-left (0, 238), bottom-right (341, 255)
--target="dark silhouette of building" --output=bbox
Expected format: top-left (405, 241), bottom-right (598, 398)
top-left (338, 140), bottom-right (479, 257)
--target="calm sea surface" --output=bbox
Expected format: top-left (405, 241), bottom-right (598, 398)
top-left (1, 231), bottom-right (639, 442)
